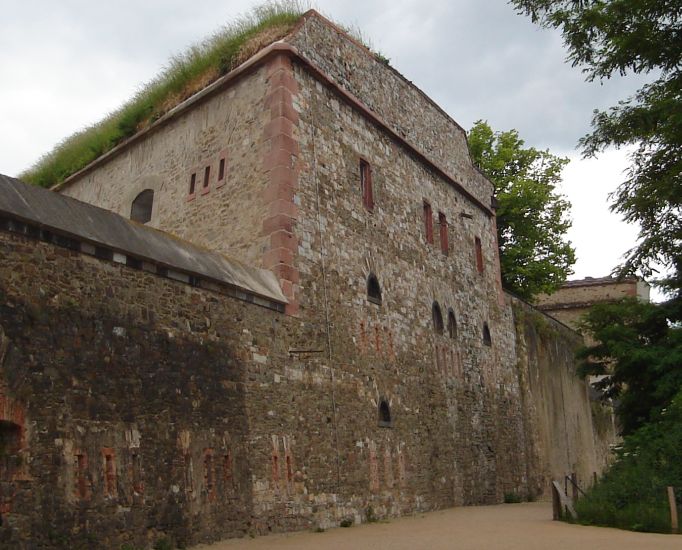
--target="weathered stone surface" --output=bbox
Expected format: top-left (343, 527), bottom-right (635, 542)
top-left (0, 10), bottom-right (614, 549)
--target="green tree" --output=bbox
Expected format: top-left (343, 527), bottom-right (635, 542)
top-left (511, 0), bottom-right (682, 279)
top-left (468, 120), bottom-right (575, 301)
top-left (577, 296), bottom-right (682, 435)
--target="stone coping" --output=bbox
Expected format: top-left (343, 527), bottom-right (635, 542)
top-left (0, 174), bottom-right (287, 310)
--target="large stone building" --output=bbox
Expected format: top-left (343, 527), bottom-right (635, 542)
top-left (536, 276), bottom-right (651, 331)
top-left (0, 11), bottom-right (613, 548)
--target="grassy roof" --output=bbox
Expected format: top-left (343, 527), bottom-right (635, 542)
top-left (22, 1), bottom-right (306, 189)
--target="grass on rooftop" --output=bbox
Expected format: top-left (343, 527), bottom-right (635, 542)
top-left (21, 1), bottom-right (306, 189)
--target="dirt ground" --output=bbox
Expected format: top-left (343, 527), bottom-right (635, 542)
top-left (193, 502), bottom-right (680, 550)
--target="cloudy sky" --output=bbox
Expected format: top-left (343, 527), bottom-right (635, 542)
top-left (0, 0), bottom-right (654, 288)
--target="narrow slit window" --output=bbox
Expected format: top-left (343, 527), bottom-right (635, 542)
top-left (423, 201), bottom-right (433, 244)
top-left (203, 165), bottom-right (210, 189)
top-left (475, 236), bottom-right (484, 273)
top-left (130, 189), bottom-right (154, 224)
top-left (102, 449), bottom-right (117, 497)
top-left (204, 450), bottom-right (215, 498)
top-left (378, 399), bottom-right (392, 427)
top-left (189, 173), bottom-right (197, 195)
top-left (286, 454), bottom-right (293, 483)
top-left (75, 452), bottom-right (88, 500)
top-left (360, 159), bottom-right (374, 211)
top-left (223, 451), bottom-right (233, 488)
top-left (447, 310), bottom-right (457, 339)
top-left (432, 302), bottom-right (444, 335)
top-left (439, 212), bottom-right (448, 255)
top-left (483, 323), bottom-right (492, 346)
top-left (218, 157), bottom-right (226, 181)
top-left (367, 273), bottom-right (382, 305)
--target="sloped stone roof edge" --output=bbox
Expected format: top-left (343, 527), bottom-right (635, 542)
top-left (1, 174), bottom-right (288, 306)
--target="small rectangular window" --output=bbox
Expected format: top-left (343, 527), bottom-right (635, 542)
top-left (360, 159), bottom-right (374, 211)
top-left (189, 173), bottom-right (196, 195)
top-left (203, 166), bottom-right (210, 189)
top-left (102, 449), bottom-right (117, 497)
top-left (218, 158), bottom-right (226, 181)
top-left (475, 236), bottom-right (484, 273)
top-left (423, 202), bottom-right (433, 244)
top-left (75, 452), bottom-right (88, 500)
top-left (439, 212), bottom-right (448, 255)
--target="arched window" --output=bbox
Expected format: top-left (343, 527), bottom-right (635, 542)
top-left (378, 399), bottom-right (392, 427)
top-left (483, 322), bottom-right (492, 346)
top-left (447, 309), bottom-right (457, 339)
top-left (130, 189), bottom-right (154, 224)
top-left (432, 301), bottom-right (444, 335)
top-left (367, 273), bottom-right (382, 304)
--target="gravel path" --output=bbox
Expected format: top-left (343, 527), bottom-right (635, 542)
top-left (193, 502), bottom-right (679, 549)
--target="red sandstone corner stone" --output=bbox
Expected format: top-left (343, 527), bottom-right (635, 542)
top-left (264, 88), bottom-right (294, 110)
top-left (269, 101), bottom-right (299, 124)
top-left (268, 134), bottom-right (300, 155)
top-left (263, 247), bottom-right (295, 268)
top-left (269, 230), bottom-right (297, 251)
top-left (266, 54), bottom-right (292, 74)
top-left (268, 71), bottom-right (299, 94)
top-left (263, 148), bottom-right (296, 170)
top-left (272, 264), bottom-right (300, 284)
top-left (263, 117), bottom-right (296, 139)
top-left (262, 181), bottom-right (296, 203)
top-left (262, 214), bottom-right (295, 236)
top-left (268, 199), bottom-right (298, 219)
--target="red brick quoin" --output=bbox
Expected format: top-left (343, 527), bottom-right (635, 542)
top-left (262, 53), bottom-right (300, 316)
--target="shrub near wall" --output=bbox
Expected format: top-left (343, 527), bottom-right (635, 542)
top-left (575, 390), bottom-right (682, 533)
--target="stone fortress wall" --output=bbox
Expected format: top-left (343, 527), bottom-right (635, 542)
top-left (0, 11), bottom-right (614, 548)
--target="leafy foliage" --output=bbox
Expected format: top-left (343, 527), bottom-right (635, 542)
top-left (511, 0), bottom-right (682, 278)
top-left (21, 1), bottom-right (307, 189)
top-left (577, 295), bottom-right (682, 435)
top-left (575, 389), bottom-right (682, 533)
top-left (468, 120), bottom-right (575, 301)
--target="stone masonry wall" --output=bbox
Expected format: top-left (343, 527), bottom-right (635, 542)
top-left (60, 66), bottom-right (272, 269)
top-left (0, 230), bottom-right (291, 549)
top-left (511, 297), bottom-right (615, 493)
top-left (285, 43), bottom-right (532, 512)
top-left (286, 13), bottom-right (494, 210)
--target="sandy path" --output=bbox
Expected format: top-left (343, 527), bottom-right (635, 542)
top-left (193, 502), bottom-right (679, 550)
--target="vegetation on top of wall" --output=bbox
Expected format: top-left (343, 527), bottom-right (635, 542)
top-left (21, 1), bottom-right (307, 189)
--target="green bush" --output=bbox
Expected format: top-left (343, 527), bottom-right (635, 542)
top-left (575, 390), bottom-right (682, 533)
top-left (503, 491), bottom-right (523, 503)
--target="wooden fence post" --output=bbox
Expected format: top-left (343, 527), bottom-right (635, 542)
top-left (668, 486), bottom-right (678, 534)
top-left (552, 482), bottom-right (561, 520)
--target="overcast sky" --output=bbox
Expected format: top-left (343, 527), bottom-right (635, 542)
top-left (0, 0), bottom-right (654, 289)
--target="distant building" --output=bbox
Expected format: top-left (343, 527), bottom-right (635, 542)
top-left (536, 276), bottom-right (651, 331)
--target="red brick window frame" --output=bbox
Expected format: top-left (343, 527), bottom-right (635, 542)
top-left (216, 148), bottom-right (228, 188)
top-left (360, 158), bottom-right (374, 211)
top-left (74, 450), bottom-right (90, 500)
top-left (438, 212), bottom-right (448, 255)
top-left (222, 450), bottom-right (233, 491)
top-left (102, 447), bottom-right (117, 498)
top-left (187, 172), bottom-right (197, 201)
top-left (423, 201), bottom-right (433, 244)
top-left (203, 448), bottom-right (216, 501)
top-left (201, 165), bottom-right (211, 195)
top-left (475, 236), bottom-right (484, 273)
top-left (131, 450), bottom-right (144, 496)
